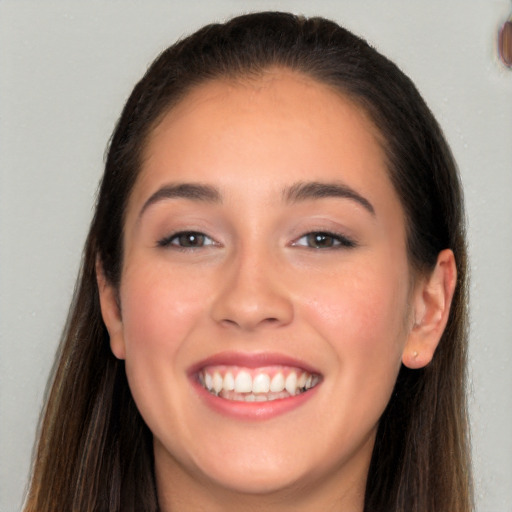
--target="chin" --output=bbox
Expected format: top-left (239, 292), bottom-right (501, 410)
top-left (202, 462), bottom-right (309, 496)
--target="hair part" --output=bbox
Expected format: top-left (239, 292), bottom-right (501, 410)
top-left (25, 12), bottom-right (471, 512)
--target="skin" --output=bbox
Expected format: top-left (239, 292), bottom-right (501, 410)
top-left (98, 70), bottom-right (456, 512)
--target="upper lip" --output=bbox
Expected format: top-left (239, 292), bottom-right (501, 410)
top-left (187, 351), bottom-right (321, 377)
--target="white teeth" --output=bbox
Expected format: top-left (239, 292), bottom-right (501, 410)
top-left (212, 371), bottom-right (223, 394)
top-left (204, 372), bottom-right (213, 391)
top-left (234, 370), bottom-right (252, 393)
top-left (270, 373), bottom-right (285, 392)
top-left (223, 371), bottom-right (235, 391)
top-left (200, 368), bottom-right (320, 401)
top-left (285, 372), bottom-right (297, 395)
top-left (252, 373), bottom-right (270, 393)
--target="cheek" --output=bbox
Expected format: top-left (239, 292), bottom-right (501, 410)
top-left (119, 263), bottom-right (207, 361)
top-left (301, 259), bottom-right (410, 367)
top-left (301, 259), bottom-right (411, 434)
top-left (117, 264), bottom-right (210, 439)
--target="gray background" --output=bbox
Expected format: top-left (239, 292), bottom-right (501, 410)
top-left (1, 1), bottom-right (511, 511)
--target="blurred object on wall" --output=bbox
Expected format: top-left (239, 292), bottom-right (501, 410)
top-left (498, 18), bottom-right (512, 67)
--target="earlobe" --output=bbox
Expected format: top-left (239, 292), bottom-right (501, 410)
top-left (402, 249), bottom-right (457, 369)
top-left (96, 257), bottom-right (126, 360)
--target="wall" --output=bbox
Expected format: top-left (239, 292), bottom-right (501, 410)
top-left (1, 1), bottom-right (511, 510)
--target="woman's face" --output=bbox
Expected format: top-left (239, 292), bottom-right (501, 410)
top-left (103, 71), bottom-right (418, 504)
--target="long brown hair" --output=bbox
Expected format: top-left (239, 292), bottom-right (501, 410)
top-left (25, 12), bottom-right (472, 512)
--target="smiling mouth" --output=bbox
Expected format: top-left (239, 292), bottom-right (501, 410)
top-left (197, 366), bottom-right (321, 402)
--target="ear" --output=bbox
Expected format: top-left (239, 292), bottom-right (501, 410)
top-left (402, 249), bottom-right (457, 369)
top-left (96, 257), bottom-right (126, 360)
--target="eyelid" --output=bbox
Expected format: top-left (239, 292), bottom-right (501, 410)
top-left (156, 230), bottom-right (218, 249)
top-left (292, 231), bottom-right (357, 249)
top-left (155, 229), bottom-right (356, 250)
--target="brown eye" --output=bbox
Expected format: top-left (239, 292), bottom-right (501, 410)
top-left (294, 231), bottom-right (356, 249)
top-left (177, 232), bottom-right (205, 247)
top-left (307, 233), bottom-right (335, 248)
top-left (157, 231), bottom-right (214, 249)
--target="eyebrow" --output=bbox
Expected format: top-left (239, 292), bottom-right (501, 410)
top-left (139, 179), bottom-right (375, 218)
top-left (139, 183), bottom-right (222, 218)
top-left (283, 181), bottom-right (375, 215)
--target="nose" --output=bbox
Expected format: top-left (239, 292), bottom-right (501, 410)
top-left (210, 247), bottom-right (294, 331)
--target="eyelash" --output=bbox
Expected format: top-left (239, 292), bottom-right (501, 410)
top-left (157, 230), bottom-right (356, 250)
top-left (156, 231), bottom-right (217, 250)
top-left (292, 231), bottom-right (356, 250)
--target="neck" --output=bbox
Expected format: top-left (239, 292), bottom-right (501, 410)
top-left (158, 478), bottom-right (365, 512)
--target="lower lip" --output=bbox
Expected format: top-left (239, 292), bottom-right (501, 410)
top-left (191, 378), bottom-right (320, 421)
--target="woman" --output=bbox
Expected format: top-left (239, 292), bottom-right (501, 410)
top-left (24, 12), bottom-right (472, 512)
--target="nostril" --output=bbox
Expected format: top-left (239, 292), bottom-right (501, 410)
top-left (221, 318), bottom-right (239, 327)
top-left (220, 316), bottom-right (280, 329)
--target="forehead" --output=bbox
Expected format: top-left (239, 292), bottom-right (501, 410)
top-left (129, 69), bottom-right (401, 222)
top-left (148, 70), bottom-right (383, 153)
